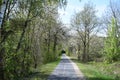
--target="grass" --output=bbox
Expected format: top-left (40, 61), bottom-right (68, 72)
top-left (71, 57), bottom-right (120, 80)
top-left (22, 58), bottom-right (61, 80)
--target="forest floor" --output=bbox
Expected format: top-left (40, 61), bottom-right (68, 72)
top-left (71, 57), bottom-right (120, 80)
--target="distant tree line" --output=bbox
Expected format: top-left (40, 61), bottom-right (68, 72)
top-left (70, 0), bottom-right (120, 63)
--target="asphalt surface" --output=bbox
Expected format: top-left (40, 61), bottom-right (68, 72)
top-left (48, 54), bottom-right (85, 80)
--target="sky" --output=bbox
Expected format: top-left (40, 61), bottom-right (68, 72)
top-left (58, 0), bottom-right (111, 36)
top-left (58, 0), bottom-right (110, 25)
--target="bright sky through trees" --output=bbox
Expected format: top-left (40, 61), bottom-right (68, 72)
top-left (58, 0), bottom-right (109, 24)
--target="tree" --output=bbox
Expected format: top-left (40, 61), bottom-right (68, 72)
top-left (71, 2), bottom-right (98, 62)
top-left (0, 0), bottom-right (7, 28)
top-left (0, 0), bottom-right (67, 79)
top-left (0, 0), bottom-right (17, 79)
top-left (104, 18), bottom-right (120, 63)
top-left (102, 0), bottom-right (120, 63)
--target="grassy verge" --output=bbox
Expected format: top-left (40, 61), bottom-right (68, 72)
top-left (23, 58), bottom-right (61, 80)
top-left (71, 58), bottom-right (120, 80)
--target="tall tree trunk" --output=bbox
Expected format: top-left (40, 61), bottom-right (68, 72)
top-left (0, 0), bottom-right (9, 79)
top-left (16, 0), bottom-right (32, 52)
top-left (0, 0), bottom-right (8, 28)
top-left (53, 34), bottom-right (57, 59)
top-left (16, 20), bottom-right (28, 52)
top-left (82, 26), bottom-right (87, 62)
top-left (77, 44), bottom-right (81, 61)
top-left (47, 29), bottom-right (51, 62)
top-left (83, 41), bottom-right (87, 62)
top-left (0, 48), bottom-right (5, 80)
top-left (87, 30), bottom-right (90, 61)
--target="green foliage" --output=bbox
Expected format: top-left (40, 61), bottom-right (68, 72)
top-left (104, 18), bottom-right (120, 63)
top-left (22, 58), bottom-right (60, 80)
top-left (0, 0), bottom-right (67, 79)
top-left (42, 43), bottom-right (61, 63)
top-left (3, 29), bottom-right (32, 79)
top-left (73, 58), bottom-right (119, 80)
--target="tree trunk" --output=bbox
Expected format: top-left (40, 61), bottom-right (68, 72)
top-left (77, 44), bottom-right (81, 60)
top-left (16, 0), bottom-right (32, 52)
top-left (0, 48), bottom-right (5, 80)
top-left (16, 20), bottom-right (28, 52)
top-left (0, 0), bottom-right (8, 28)
top-left (0, 0), bottom-right (9, 79)
top-left (83, 41), bottom-right (87, 62)
top-left (47, 29), bottom-right (51, 54)
top-left (53, 34), bottom-right (57, 59)
top-left (87, 30), bottom-right (90, 61)
top-left (82, 26), bottom-right (87, 62)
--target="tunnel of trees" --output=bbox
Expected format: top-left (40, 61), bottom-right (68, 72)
top-left (0, 0), bottom-right (120, 80)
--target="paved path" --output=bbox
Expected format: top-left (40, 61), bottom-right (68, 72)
top-left (48, 54), bottom-right (85, 80)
